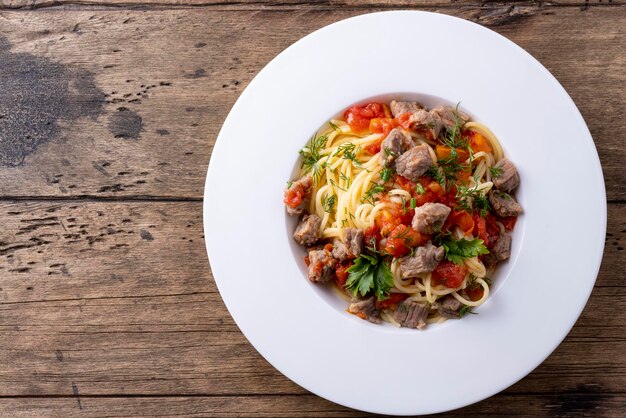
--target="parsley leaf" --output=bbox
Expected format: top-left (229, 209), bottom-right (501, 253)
top-left (346, 254), bottom-right (393, 301)
top-left (440, 237), bottom-right (489, 265)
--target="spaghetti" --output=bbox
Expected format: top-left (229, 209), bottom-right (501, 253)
top-left (284, 100), bottom-right (522, 328)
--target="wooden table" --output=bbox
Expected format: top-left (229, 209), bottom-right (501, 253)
top-left (0, 1), bottom-right (623, 416)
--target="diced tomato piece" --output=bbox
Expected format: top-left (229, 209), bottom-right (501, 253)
top-left (363, 225), bottom-right (382, 252)
top-left (365, 139), bottom-right (383, 155)
top-left (385, 224), bottom-right (421, 257)
top-left (473, 213), bottom-right (488, 244)
top-left (375, 293), bottom-right (409, 309)
top-left (396, 175), bottom-right (416, 193)
top-left (323, 243), bottom-right (333, 252)
top-left (385, 236), bottom-right (408, 258)
top-left (283, 184), bottom-right (305, 208)
top-left (465, 130), bottom-right (492, 153)
top-left (498, 215), bottom-right (518, 231)
top-left (369, 117), bottom-right (397, 136)
top-left (483, 213), bottom-right (500, 250)
top-left (396, 113), bottom-right (413, 130)
top-left (304, 255), bottom-right (310, 266)
top-left (432, 260), bottom-right (467, 288)
top-left (445, 210), bottom-right (475, 236)
top-left (335, 263), bottom-right (351, 287)
top-left (465, 285), bottom-right (484, 301)
top-left (435, 145), bottom-right (470, 162)
top-left (344, 103), bottom-right (388, 132)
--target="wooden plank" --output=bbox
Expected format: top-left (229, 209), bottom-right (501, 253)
top-left (0, 201), bottom-right (623, 397)
top-left (0, 7), bottom-right (623, 199)
top-left (1, 393), bottom-right (625, 417)
top-left (2, 0), bottom-right (625, 10)
top-left (0, 201), bottom-right (622, 304)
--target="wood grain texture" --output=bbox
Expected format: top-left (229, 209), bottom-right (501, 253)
top-left (0, 6), bottom-right (623, 199)
top-left (0, 203), bottom-right (623, 405)
top-left (1, 394), bottom-right (625, 417)
top-left (0, 2), bottom-right (624, 416)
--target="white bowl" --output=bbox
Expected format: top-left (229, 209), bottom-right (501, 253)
top-left (204, 11), bottom-right (606, 415)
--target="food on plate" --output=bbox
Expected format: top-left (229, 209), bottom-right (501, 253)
top-left (284, 100), bottom-right (522, 328)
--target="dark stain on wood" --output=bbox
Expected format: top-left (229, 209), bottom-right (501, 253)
top-left (0, 35), bottom-right (104, 167)
top-left (548, 384), bottom-right (611, 415)
top-left (55, 350), bottom-right (63, 362)
top-left (464, 5), bottom-right (539, 27)
top-left (140, 229), bottom-right (154, 241)
top-left (155, 129), bottom-right (170, 136)
top-left (71, 382), bottom-right (82, 410)
top-left (108, 107), bottom-right (143, 140)
top-left (185, 68), bottom-right (207, 79)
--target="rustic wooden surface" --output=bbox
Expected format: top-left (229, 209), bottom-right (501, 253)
top-left (0, 1), bottom-right (624, 417)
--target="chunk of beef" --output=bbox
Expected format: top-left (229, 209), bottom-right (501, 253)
top-left (431, 106), bottom-right (470, 132)
top-left (412, 203), bottom-right (451, 234)
top-left (437, 295), bottom-right (462, 319)
top-left (488, 190), bottom-right (523, 217)
top-left (348, 296), bottom-right (382, 324)
top-left (284, 175), bottom-right (313, 216)
top-left (293, 214), bottom-right (321, 246)
top-left (332, 228), bottom-right (364, 261)
top-left (307, 248), bottom-right (335, 283)
top-left (378, 128), bottom-right (413, 167)
top-left (492, 158), bottom-right (520, 192)
top-left (390, 100), bottom-right (423, 117)
top-left (395, 143), bottom-right (432, 181)
top-left (399, 242), bottom-right (445, 278)
top-left (491, 233), bottom-right (512, 261)
top-left (409, 109), bottom-right (442, 139)
top-left (394, 299), bottom-right (429, 329)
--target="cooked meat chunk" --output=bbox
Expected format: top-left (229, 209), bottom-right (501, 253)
top-left (390, 100), bottom-right (423, 117)
top-left (331, 239), bottom-right (348, 261)
top-left (307, 249), bottom-right (335, 283)
top-left (394, 299), bottom-right (429, 329)
top-left (492, 158), bottom-right (520, 192)
top-left (332, 228), bottom-right (364, 261)
top-left (437, 295), bottom-right (462, 319)
top-left (431, 106), bottom-right (470, 132)
top-left (378, 128), bottom-right (413, 167)
top-left (344, 227), bottom-right (364, 257)
top-left (395, 144), bottom-right (432, 180)
top-left (412, 203), bottom-right (451, 234)
top-left (399, 242), bottom-right (445, 278)
top-left (284, 175), bottom-right (313, 216)
top-left (482, 253), bottom-right (498, 270)
top-left (491, 233), bottom-right (512, 261)
top-left (293, 214), bottom-right (321, 246)
top-left (409, 109), bottom-right (442, 139)
top-left (348, 296), bottom-right (382, 324)
top-left (488, 190), bottom-right (523, 217)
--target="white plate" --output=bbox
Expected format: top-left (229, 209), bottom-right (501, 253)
top-left (204, 11), bottom-right (606, 415)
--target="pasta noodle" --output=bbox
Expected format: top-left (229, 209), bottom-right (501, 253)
top-left (284, 100), bottom-right (522, 329)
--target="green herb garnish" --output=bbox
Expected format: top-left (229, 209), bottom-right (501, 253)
top-left (489, 166), bottom-right (503, 178)
top-left (299, 132), bottom-right (327, 181)
top-left (321, 193), bottom-right (336, 213)
top-left (460, 305), bottom-right (477, 317)
top-left (440, 237), bottom-right (489, 265)
top-left (346, 254), bottom-right (394, 301)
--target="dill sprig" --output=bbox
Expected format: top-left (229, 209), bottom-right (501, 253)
top-left (299, 132), bottom-right (328, 182)
top-left (321, 193), bottom-right (336, 213)
top-left (460, 305), bottom-right (477, 317)
top-left (336, 142), bottom-right (362, 167)
top-left (361, 182), bottom-right (385, 205)
top-left (455, 182), bottom-right (491, 217)
top-left (489, 166), bottom-right (503, 178)
top-left (328, 120), bottom-right (340, 131)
